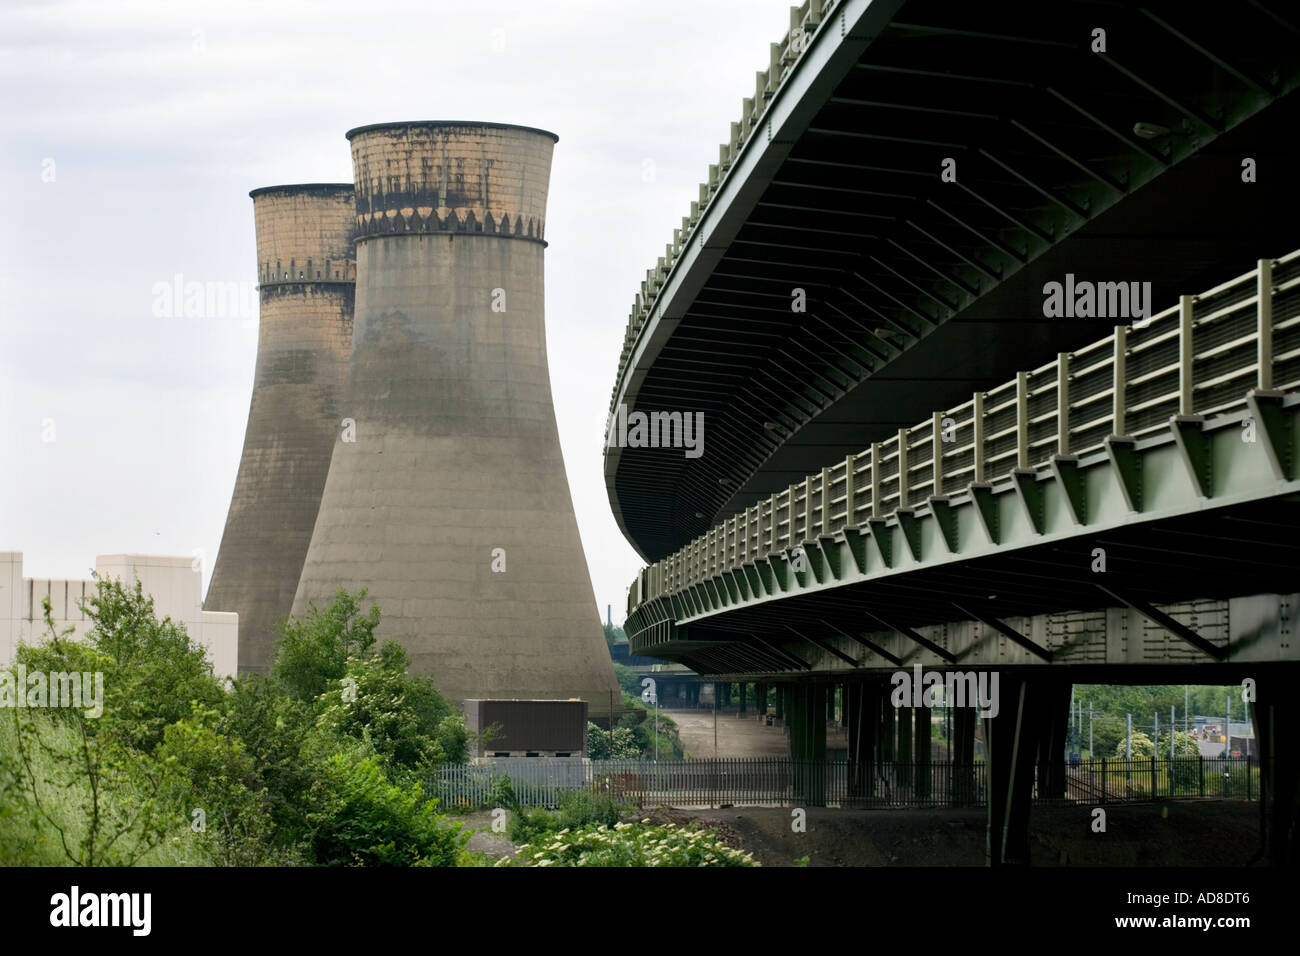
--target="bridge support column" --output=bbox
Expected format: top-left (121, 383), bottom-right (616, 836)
top-left (915, 704), bottom-right (932, 804)
top-left (788, 683), bottom-right (827, 806)
top-left (845, 681), bottom-right (878, 804)
top-left (984, 675), bottom-right (1048, 866)
top-left (881, 696), bottom-right (895, 764)
top-left (1036, 681), bottom-right (1072, 800)
top-left (756, 682), bottom-right (767, 718)
top-left (951, 706), bottom-right (977, 807)
top-left (897, 706), bottom-right (913, 766)
top-left (1253, 673), bottom-right (1300, 865)
top-left (775, 685), bottom-right (785, 721)
top-left (739, 682), bottom-right (747, 716)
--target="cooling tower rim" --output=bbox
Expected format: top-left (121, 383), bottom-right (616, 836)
top-left (345, 121), bottom-right (559, 144)
top-left (248, 182), bottom-right (355, 199)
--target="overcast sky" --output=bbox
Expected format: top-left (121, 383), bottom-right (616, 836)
top-left (0, 0), bottom-right (797, 625)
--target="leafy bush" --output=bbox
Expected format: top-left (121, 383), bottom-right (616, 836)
top-left (1, 584), bottom-right (474, 867)
top-left (17, 580), bottom-right (224, 754)
top-left (304, 748), bottom-right (465, 867)
top-left (501, 820), bottom-right (758, 867)
top-left (158, 704), bottom-right (292, 866)
top-left (587, 722), bottom-right (641, 759)
top-left (504, 789), bottom-right (628, 844)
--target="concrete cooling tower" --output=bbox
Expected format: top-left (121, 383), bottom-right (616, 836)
top-left (206, 184), bottom-right (356, 674)
top-left (291, 122), bottom-right (621, 723)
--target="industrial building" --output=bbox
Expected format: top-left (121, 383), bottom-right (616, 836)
top-left (0, 551), bottom-right (237, 678)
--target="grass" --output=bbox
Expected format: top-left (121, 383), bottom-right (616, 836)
top-left (0, 711), bottom-right (206, 866)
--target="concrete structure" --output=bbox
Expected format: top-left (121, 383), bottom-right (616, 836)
top-left (205, 184), bottom-right (356, 674)
top-left (291, 122), bottom-right (621, 723)
top-left (1, 552), bottom-right (237, 678)
top-left (608, 1), bottom-right (1300, 864)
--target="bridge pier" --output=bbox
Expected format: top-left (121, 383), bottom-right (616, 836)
top-left (845, 681), bottom-right (881, 804)
top-left (880, 697), bottom-right (896, 766)
top-left (897, 705), bottom-right (913, 767)
top-left (788, 682), bottom-right (828, 806)
top-left (984, 676), bottom-right (1047, 866)
top-left (1253, 673), bottom-right (1300, 865)
top-left (915, 704), bottom-right (931, 804)
top-left (951, 707), bottom-right (977, 806)
top-left (1035, 681), bottom-right (1072, 800)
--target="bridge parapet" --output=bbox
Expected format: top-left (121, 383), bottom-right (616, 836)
top-left (612, 0), bottom-right (841, 410)
top-left (628, 252), bottom-right (1300, 620)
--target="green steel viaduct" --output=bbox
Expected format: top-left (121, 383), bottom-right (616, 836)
top-left (607, 0), bottom-right (1300, 865)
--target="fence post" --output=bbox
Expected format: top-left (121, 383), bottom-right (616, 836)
top-left (1199, 755), bottom-right (1205, 797)
top-left (1101, 757), bottom-right (1106, 804)
top-left (1151, 754), bottom-right (1157, 799)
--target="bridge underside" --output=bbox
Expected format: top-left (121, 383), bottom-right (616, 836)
top-left (609, 0), bottom-right (1300, 562)
top-left (628, 393), bottom-right (1300, 675)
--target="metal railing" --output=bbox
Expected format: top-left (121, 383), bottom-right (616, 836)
top-left (611, 0), bottom-right (844, 413)
top-left (631, 252), bottom-right (1300, 610)
top-left (432, 756), bottom-right (1254, 810)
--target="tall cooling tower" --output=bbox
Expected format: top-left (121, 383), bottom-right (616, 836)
top-left (206, 184), bottom-right (356, 674)
top-left (291, 122), bottom-right (621, 722)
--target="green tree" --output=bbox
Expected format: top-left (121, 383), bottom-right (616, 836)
top-left (311, 642), bottom-right (461, 780)
top-left (6, 590), bottom-right (191, 865)
top-left (271, 589), bottom-right (380, 702)
top-left (611, 662), bottom-right (640, 697)
top-left (19, 576), bottom-right (224, 754)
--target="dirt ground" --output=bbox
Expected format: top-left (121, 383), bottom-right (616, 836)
top-left (456, 801), bottom-right (1263, 867)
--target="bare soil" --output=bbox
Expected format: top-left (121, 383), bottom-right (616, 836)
top-left (634, 800), bottom-right (1263, 867)
top-left (457, 800), bottom-right (1263, 868)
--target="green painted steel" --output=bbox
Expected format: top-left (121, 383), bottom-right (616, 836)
top-left (625, 255), bottom-right (1300, 669)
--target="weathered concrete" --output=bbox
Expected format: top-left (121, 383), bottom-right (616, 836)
top-left (206, 184), bottom-right (356, 674)
top-left (291, 122), bottom-right (621, 722)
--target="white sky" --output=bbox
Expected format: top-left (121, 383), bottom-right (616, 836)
top-left (0, 0), bottom-right (795, 626)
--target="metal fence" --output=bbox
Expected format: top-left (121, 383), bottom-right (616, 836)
top-left (432, 756), bottom-right (1255, 810)
top-left (630, 251), bottom-right (1300, 608)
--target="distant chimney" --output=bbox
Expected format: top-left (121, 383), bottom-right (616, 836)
top-left (607, 604), bottom-right (612, 628)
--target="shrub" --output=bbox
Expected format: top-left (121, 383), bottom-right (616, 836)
top-left (305, 748), bottom-right (466, 866)
top-left (501, 820), bottom-right (758, 867)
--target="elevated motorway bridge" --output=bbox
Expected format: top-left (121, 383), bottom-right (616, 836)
top-left (604, 1), bottom-right (1300, 864)
top-left (606, 0), bottom-right (1300, 562)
